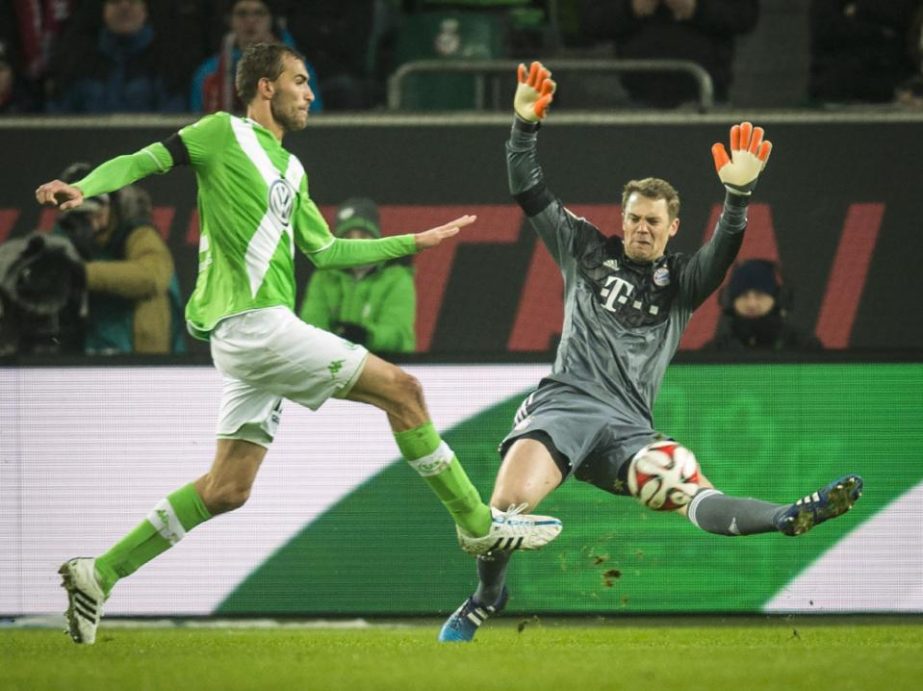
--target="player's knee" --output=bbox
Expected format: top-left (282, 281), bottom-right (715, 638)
top-left (397, 370), bottom-right (425, 405)
top-left (387, 368), bottom-right (426, 416)
top-left (627, 441), bottom-right (703, 512)
top-left (200, 479), bottom-right (252, 514)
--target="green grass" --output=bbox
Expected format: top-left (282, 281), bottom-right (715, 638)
top-left (2, 619), bottom-right (923, 691)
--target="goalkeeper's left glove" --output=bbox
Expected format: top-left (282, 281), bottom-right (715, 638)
top-left (711, 122), bottom-right (773, 196)
top-left (514, 61), bottom-right (556, 123)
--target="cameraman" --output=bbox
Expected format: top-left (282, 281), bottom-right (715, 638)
top-left (53, 162), bottom-right (185, 355)
top-left (0, 232), bottom-right (85, 355)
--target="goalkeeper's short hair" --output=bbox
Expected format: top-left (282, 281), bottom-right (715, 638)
top-left (621, 178), bottom-right (681, 220)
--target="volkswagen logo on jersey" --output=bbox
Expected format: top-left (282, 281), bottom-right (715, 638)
top-left (653, 266), bottom-right (671, 287)
top-left (269, 179), bottom-right (295, 227)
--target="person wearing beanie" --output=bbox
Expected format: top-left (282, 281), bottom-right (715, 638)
top-left (704, 258), bottom-right (823, 351)
top-left (300, 197), bottom-right (416, 353)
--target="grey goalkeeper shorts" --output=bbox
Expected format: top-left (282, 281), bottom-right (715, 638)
top-left (499, 379), bottom-right (661, 497)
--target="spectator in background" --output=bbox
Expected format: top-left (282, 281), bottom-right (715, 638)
top-left (46, 0), bottom-right (185, 113)
top-left (897, 3), bottom-right (923, 107)
top-left (0, 0), bottom-right (78, 110)
top-left (285, 1), bottom-right (398, 109)
top-left (190, 0), bottom-right (323, 114)
top-left (580, 0), bottom-right (759, 108)
top-left (145, 0), bottom-right (221, 105)
top-left (809, 0), bottom-right (921, 106)
top-left (704, 259), bottom-right (822, 352)
top-left (52, 162), bottom-right (186, 355)
top-left (0, 38), bottom-right (38, 113)
top-left (300, 198), bottom-right (416, 353)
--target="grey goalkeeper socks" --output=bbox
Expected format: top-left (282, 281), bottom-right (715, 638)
top-left (687, 488), bottom-right (786, 536)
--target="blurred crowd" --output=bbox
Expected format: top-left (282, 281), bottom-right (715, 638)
top-left (1, 0), bottom-right (923, 115)
top-left (0, 0), bottom-right (400, 114)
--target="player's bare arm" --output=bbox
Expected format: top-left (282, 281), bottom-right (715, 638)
top-left (413, 214), bottom-right (476, 250)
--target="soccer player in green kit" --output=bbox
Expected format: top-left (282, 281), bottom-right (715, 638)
top-left (35, 43), bottom-right (561, 645)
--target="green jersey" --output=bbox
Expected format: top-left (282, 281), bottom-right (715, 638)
top-left (74, 112), bottom-right (417, 341)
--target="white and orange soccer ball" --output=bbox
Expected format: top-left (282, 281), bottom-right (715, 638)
top-left (627, 441), bottom-right (701, 511)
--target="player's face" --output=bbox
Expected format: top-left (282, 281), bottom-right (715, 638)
top-left (621, 193), bottom-right (678, 263)
top-left (269, 55), bottom-right (314, 133)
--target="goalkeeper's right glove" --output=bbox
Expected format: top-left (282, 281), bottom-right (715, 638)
top-left (514, 61), bottom-right (556, 123)
top-left (711, 122), bottom-right (773, 196)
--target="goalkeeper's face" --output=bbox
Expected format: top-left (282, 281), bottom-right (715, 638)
top-left (270, 55), bottom-right (314, 133)
top-left (621, 193), bottom-right (679, 263)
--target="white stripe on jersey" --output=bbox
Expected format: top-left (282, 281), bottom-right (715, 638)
top-left (231, 117), bottom-right (306, 297)
top-left (283, 156), bottom-right (305, 258)
top-left (231, 117), bottom-right (279, 186)
top-left (245, 214), bottom-right (287, 297)
top-left (284, 154), bottom-right (305, 190)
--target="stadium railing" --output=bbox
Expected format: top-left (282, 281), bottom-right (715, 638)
top-left (387, 58), bottom-right (716, 112)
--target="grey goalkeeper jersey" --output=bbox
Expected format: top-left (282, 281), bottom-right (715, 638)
top-left (507, 119), bottom-right (749, 428)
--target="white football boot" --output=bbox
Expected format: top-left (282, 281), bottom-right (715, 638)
top-left (456, 504), bottom-right (562, 556)
top-left (59, 557), bottom-right (107, 644)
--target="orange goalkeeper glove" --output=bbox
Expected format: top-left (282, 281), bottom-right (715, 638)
top-left (711, 122), bottom-right (773, 196)
top-left (514, 61), bottom-right (556, 123)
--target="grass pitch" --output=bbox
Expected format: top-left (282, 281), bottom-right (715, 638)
top-left (2, 617), bottom-right (922, 691)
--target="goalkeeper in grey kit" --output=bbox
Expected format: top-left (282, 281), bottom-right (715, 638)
top-left (438, 62), bottom-right (865, 642)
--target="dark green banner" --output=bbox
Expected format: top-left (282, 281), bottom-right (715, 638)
top-left (219, 363), bottom-right (923, 615)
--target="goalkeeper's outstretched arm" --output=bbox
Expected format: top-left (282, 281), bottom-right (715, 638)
top-left (681, 122), bottom-right (774, 307)
top-left (35, 142), bottom-right (175, 211)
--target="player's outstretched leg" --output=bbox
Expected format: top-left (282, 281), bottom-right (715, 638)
top-left (59, 558), bottom-right (108, 645)
top-left (775, 474), bottom-right (864, 536)
top-left (456, 503), bottom-right (562, 556)
top-left (346, 358), bottom-right (564, 550)
top-left (439, 587), bottom-right (509, 642)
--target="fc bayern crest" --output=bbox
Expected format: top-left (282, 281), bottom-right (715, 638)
top-left (269, 179), bottom-right (295, 227)
top-left (653, 266), bottom-right (671, 286)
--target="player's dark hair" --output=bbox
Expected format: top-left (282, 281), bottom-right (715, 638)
top-left (235, 42), bottom-right (305, 104)
top-left (622, 178), bottom-right (681, 220)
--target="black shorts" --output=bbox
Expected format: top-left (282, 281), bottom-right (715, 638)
top-left (499, 380), bottom-right (661, 497)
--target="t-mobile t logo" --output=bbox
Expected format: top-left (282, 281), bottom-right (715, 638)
top-left (600, 276), bottom-right (634, 312)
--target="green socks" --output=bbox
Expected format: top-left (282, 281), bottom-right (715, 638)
top-left (92, 426), bottom-right (489, 596)
top-left (394, 422), bottom-right (492, 537)
top-left (94, 483), bottom-right (212, 595)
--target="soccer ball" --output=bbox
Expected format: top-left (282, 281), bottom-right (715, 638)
top-left (627, 441), bottom-right (701, 511)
